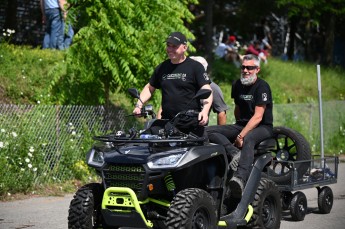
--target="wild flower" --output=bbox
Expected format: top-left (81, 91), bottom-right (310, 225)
top-left (11, 132), bottom-right (17, 138)
top-left (1, 28), bottom-right (15, 43)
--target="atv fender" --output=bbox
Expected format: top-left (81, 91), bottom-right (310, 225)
top-left (220, 153), bottom-right (272, 228)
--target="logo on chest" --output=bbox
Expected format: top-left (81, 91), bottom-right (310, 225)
top-left (240, 94), bottom-right (253, 101)
top-left (162, 73), bottom-right (187, 81)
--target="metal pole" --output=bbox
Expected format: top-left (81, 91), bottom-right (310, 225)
top-left (317, 65), bottom-right (324, 158)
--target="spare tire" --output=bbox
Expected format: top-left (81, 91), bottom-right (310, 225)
top-left (266, 126), bottom-right (311, 184)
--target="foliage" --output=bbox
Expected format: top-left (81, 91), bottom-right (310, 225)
top-left (276, 0), bottom-right (345, 18)
top-left (0, 113), bottom-right (45, 194)
top-left (49, 0), bottom-right (198, 105)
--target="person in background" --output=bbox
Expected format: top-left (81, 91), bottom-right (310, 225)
top-left (206, 54), bottom-right (273, 198)
top-left (215, 35), bottom-right (242, 67)
top-left (64, 24), bottom-right (74, 48)
top-left (246, 40), bottom-right (268, 64)
top-left (40, 0), bottom-right (73, 49)
top-left (133, 32), bottom-right (213, 136)
top-left (157, 56), bottom-right (229, 125)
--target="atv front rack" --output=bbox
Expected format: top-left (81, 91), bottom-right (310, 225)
top-left (93, 134), bottom-right (206, 145)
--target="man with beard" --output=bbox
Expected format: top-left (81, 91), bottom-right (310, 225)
top-left (133, 32), bottom-right (213, 136)
top-left (206, 54), bottom-right (273, 198)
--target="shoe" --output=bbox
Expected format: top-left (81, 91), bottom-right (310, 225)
top-left (229, 176), bottom-right (245, 198)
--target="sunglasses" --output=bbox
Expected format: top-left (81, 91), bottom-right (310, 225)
top-left (241, 65), bottom-right (258, 70)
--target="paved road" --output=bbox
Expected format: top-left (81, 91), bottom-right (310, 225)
top-left (1, 163), bottom-right (344, 229)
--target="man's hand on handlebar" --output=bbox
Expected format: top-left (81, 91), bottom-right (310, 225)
top-left (133, 106), bottom-right (142, 116)
top-left (198, 110), bottom-right (209, 126)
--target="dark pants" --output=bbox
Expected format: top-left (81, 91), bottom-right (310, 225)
top-left (206, 124), bottom-right (273, 181)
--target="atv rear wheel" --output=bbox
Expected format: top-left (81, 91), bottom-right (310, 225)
top-left (248, 178), bottom-right (282, 229)
top-left (68, 183), bottom-right (106, 229)
top-left (165, 188), bottom-right (217, 229)
top-left (267, 126), bottom-right (311, 184)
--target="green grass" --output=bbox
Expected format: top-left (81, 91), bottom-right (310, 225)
top-left (0, 44), bottom-right (66, 104)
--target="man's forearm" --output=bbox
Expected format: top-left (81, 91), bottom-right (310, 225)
top-left (136, 83), bottom-right (154, 107)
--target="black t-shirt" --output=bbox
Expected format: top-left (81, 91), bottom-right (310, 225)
top-left (231, 78), bottom-right (273, 126)
top-left (150, 57), bottom-right (211, 119)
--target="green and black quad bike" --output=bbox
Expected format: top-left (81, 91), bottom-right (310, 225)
top-left (68, 88), bottom-right (311, 229)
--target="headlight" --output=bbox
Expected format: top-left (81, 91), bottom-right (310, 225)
top-left (87, 149), bottom-right (105, 167)
top-left (147, 148), bottom-right (187, 169)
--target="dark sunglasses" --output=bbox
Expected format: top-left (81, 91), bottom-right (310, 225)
top-left (241, 65), bottom-right (258, 70)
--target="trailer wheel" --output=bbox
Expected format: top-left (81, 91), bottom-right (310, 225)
top-left (165, 188), bottom-right (217, 229)
top-left (267, 127), bottom-right (311, 184)
top-left (290, 191), bottom-right (307, 221)
top-left (248, 178), bottom-right (282, 229)
top-left (318, 186), bottom-right (333, 214)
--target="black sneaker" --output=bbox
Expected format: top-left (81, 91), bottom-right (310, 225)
top-left (229, 176), bottom-right (245, 198)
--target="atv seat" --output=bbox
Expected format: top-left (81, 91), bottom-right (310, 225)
top-left (255, 138), bottom-right (276, 154)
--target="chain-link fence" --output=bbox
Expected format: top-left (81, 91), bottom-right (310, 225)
top-left (0, 101), bottom-right (344, 187)
top-left (0, 105), bottom-right (138, 187)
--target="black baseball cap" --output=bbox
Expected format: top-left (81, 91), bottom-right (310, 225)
top-left (166, 32), bottom-right (187, 45)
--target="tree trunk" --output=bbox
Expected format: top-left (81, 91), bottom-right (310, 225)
top-left (323, 13), bottom-right (335, 66)
top-left (4, 0), bottom-right (17, 31)
top-left (287, 16), bottom-right (298, 61)
top-left (204, 0), bottom-right (214, 72)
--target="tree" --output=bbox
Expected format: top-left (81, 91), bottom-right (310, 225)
top-left (52, 0), bottom-right (198, 105)
top-left (276, 0), bottom-right (345, 65)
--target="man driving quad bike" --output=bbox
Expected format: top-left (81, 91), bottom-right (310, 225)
top-left (132, 31), bottom-right (213, 137)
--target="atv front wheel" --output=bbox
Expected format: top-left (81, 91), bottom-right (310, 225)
top-left (248, 178), bottom-right (282, 229)
top-left (267, 126), bottom-right (311, 184)
top-left (68, 183), bottom-right (106, 229)
top-left (165, 188), bottom-right (217, 229)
